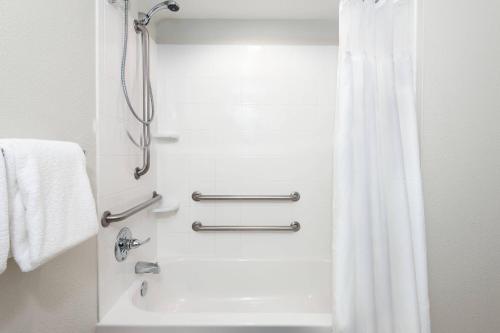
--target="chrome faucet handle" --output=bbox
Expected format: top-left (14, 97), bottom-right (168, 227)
top-left (129, 237), bottom-right (151, 249)
top-left (115, 227), bottom-right (151, 262)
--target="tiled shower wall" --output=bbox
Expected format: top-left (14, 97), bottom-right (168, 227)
top-left (155, 45), bottom-right (337, 260)
top-left (97, 1), bottom-right (158, 318)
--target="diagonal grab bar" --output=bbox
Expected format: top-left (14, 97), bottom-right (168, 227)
top-left (101, 191), bottom-right (161, 227)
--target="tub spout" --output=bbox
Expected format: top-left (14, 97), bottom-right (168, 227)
top-left (135, 261), bottom-right (160, 274)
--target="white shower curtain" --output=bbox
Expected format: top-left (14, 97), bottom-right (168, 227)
top-left (333, 1), bottom-right (430, 333)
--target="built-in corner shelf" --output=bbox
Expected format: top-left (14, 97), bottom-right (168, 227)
top-left (152, 201), bottom-right (180, 214)
top-left (153, 131), bottom-right (180, 141)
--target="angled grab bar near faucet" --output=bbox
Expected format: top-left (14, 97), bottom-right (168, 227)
top-left (101, 191), bottom-right (162, 227)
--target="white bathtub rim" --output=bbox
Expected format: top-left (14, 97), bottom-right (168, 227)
top-left (156, 257), bottom-right (332, 264)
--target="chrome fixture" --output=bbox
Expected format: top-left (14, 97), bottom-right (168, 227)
top-left (192, 191), bottom-right (300, 202)
top-left (115, 227), bottom-right (151, 262)
top-left (192, 221), bottom-right (301, 232)
top-left (101, 191), bottom-right (161, 227)
top-left (136, 1), bottom-right (180, 26)
top-left (120, 0), bottom-right (180, 179)
top-left (135, 261), bottom-right (161, 274)
top-left (140, 281), bottom-right (148, 296)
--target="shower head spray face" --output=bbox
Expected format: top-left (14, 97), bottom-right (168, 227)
top-left (137, 0), bottom-right (180, 26)
top-left (166, 0), bottom-right (180, 12)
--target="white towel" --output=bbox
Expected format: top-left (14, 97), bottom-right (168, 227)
top-left (0, 139), bottom-right (98, 272)
top-left (0, 149), bottom-right (9, 274)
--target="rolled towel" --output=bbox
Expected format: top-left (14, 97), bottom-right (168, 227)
top-left (0, 139), bottom-right (98, 272)
top-left (0, 149), bottom-right (9, 274)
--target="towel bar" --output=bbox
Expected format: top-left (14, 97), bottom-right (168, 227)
top-left (192, 191), bottom-right (300, 202)
top-left (192, 221), bottom-right (301, 232)
top-left (101, 191), bottom-right (162, 227)
top-left (0, 147), bottom-right (86, 156)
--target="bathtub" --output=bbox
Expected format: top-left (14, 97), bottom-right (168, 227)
top-left (97, 258), bottom-right (332, 333)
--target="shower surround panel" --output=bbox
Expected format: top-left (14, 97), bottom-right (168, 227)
top-left (97, 43), bottom-right (338, 331)
top-left (155, 44), bottom-right (337, 260)
top-left (97, 0), bottom-right (159, 318)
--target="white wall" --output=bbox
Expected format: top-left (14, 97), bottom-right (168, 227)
top-left (0, 0), bottom-right (97, 332)
top-left (155, 44), bottom-right (337, 260)
top-left (155, 19), bottom-right (338, 45)
top-left (140, 0), bottom-right (339, 20)
top-left (420, 1), bottom-right (500, 332)
top-left (97, 0), bottom-right (159, 319)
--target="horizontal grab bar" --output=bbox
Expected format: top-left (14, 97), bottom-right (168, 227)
top-left (101, 191), bottom-right (162, 227)
top-left (192, 191), bottom-right (300, 202)
top-left (192, 221), bottom-right (301, 232)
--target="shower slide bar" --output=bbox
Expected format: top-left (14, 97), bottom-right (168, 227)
top-left (192, 221), bottom-right (301, 232)
top-left (101, 191), bottom-right (162, 227)
top-left (191, 191), bottom-right (300, 202)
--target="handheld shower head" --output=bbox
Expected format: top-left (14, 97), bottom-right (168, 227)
top-left (166, 0), bottom-right (180, 12)
top-left (137, 0), bottom-right (180, 26)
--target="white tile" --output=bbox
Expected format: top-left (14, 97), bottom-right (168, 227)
top-left (153, 44), bottom-right (338, 261)
top-left (188, 156), bottom-right (216, 184)
top-left (189, 204), bottom-right (216, 226)
top-left (165, 76), bottom-right (240, 104)
top-left (97, 2), bottom-right (160, 316)
top-left (157, 153), bottom-right (189, 184)
top-left (98, 155), bottom-right (136, 196)
top-left (188, 130), bottom-right (217, 154)
top-left (215, 203), bottom-right (243, 226)
top-left (214, 233), bottom-right (243, 258)
top-left (241, 203), bottom-right (292, 226)
top-left (157, 233), bottom-right (189, 257)
top-left (240, 233), bottom-right (300, 259)
top-left (156, 203), bottom-right (189, 233)
top-left (187, 232), bottom-right (216, 257)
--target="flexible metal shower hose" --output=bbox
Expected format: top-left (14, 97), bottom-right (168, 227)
top-left (121, 0), bottom-right (155, 148)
